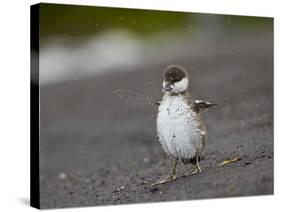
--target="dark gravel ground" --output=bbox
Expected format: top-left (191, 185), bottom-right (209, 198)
top-left (39, 30), bottom-right (273, 209)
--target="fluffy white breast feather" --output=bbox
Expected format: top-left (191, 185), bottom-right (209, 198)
top-left (156, 93), bottom-right (205, 160)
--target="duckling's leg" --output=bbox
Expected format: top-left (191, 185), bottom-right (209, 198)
top-left (189, 154), bottom-right (202, 176)
top-left (152, 159), bottom-right (178, 186)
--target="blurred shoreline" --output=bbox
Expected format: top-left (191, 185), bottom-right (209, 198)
top-left (39, 25), bottom-right (272, 85)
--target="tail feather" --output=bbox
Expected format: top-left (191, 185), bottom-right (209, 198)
top-left (181, 155), bottom-right (205, 165)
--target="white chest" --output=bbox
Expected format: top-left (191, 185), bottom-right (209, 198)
top-left (156, 94), bottom-right (204, 159)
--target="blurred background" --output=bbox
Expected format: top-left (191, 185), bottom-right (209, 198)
top-left (38, 3), bottom-right (273, 209)
top-left (39, 3), bottom-right (271, 84)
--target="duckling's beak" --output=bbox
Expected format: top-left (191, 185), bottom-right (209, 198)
top-left (162, 81), bottom-right (172, 92)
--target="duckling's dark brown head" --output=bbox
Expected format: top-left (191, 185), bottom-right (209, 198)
top-left (162, 65), bottom-right (189, 93)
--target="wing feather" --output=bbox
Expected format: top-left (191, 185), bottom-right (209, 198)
top-left (193, 100), bottom-right (217, 113)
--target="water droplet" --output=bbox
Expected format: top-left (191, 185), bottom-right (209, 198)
top-left (241, 120), bottom-right (246, 126)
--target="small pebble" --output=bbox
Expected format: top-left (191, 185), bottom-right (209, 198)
top-left (58, 173), bottom-right (67, 180)
top-left (140, 180), bottom-right (148, 185)
top-left (113, 185), bottom-right (125, 193)
top-left (143, 157), bottom-right (150, 163)
top-left (244, 161), bottom-right (251, 166)
top-left (150, 187), bottom-right (159, 192)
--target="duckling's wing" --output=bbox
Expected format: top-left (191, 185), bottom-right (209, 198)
top-left (194, 100), bottom-right (217, 113)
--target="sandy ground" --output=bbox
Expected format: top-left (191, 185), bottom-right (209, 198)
top-left (39, 30), bottom-right (273, 209)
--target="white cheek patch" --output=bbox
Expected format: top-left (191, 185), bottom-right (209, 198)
top-left (162, 81), bottom-right (166, 89)
top-left (172, 77), bottom-right (188, 93)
